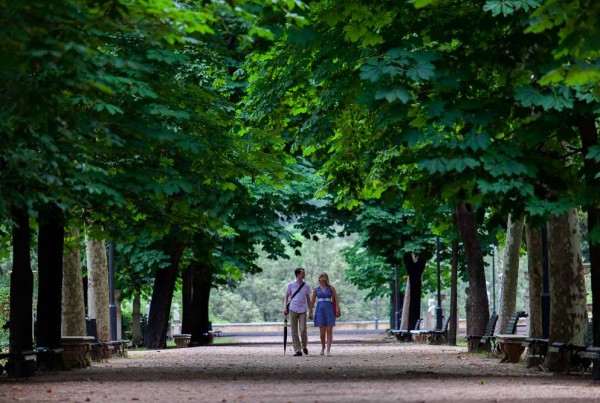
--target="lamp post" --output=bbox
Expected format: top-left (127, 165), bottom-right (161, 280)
top-left (492, 245), bottom-right (496, 316)
top-left (109, 240), bottom-right (117, 342)
top-left (435, 236), bottom-right (443, 329)
top-left (394, 264), bottom-right (400, 330)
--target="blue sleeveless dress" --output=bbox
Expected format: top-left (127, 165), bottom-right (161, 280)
top-left (314, 286), bottom-right (336, 327)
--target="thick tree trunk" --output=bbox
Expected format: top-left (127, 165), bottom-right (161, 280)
top-left (86, 232), bottom-right (110, 342)
top-left (36, 204), bottom-right (65, 349)
top-left (525, 222), bottom-right (543, 339)
top-left (541, 210), bottom-right (588, 372)
top-left (496, 214), bottom-right (523, 334)
top-left (8, 208), bottom-right (35, 377)
top-left (405, 253), bottom-right (426, 331)
top-left (10, 208), bottom-right (34, 353)
top-left (579, 114), bottom-right (600, 347)
top-left (144, 242), bottom-right (185, 349)
top-left (400, 282), bottom-right (410, 331)
top-left (190, 262), bottom-right (213, 346)
top-left (181, 262), bottom-right (195, 335)
top-left (455, 203), bottom-right (489, 349)
top-left (448, 240), bottom-right (459, 345)
top-left (131, 293), bottom-right (141, 345)
top-left (62, 227), bottom-right (86, 336)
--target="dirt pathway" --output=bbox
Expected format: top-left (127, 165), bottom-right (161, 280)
top-left (1, 333), bottom-right (599, 402)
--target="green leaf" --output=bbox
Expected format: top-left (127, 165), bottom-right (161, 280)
top-left (374, 87), bottom-right (411, 103)
top-left (446, 157), bottom-right (479, 173)
top-left (586, 145), bottom-right (600, 162)
top-left (418, 157), bottom-right (449, 174)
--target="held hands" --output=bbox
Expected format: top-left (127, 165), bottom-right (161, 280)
top-left (308, 311), bottom-right (313, 320)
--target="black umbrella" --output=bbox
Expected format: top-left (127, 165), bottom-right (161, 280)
top-left (283, 316), bottom-right (288, 355)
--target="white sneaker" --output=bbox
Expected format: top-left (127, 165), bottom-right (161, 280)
top-left (320, 349), bottom-right (324, 356)
top-left (325, 350), bottom-right (331, 357)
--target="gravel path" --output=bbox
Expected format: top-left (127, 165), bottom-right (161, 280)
top-left (1, 332), bottom-right (599, 402)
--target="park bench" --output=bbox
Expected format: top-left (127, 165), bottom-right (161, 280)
top-left (86, 319), bottom-right (129, 361)
top-left (492, 311), bottom-right (527, 354)
top-left (582, 345), bottom-right (600, 381)
top-left (391, 319), bottom-right (422, 342)
top-left (466, 314), bottom-right (498, 352)
top-left (0, 350), bottom-right (37, 377)
top-left (428, 316), bottom-right (451, 345)
top-left (547, 320), bottom-right (594, 373)
top-left (33, 346), bottom-right (65, 371)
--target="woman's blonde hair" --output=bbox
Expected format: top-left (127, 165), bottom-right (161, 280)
top-left (318, 272), bottom-right (330, 287)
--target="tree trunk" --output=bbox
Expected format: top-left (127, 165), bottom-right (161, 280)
top-left (190, 262), bottom-right (213, 346)
top-left (86, 232), bottom-right (110, 342)
top-left (10, 208), bottom-right (34, 353)
top-left (495, 214), bottom-right (523, 334)
top-left (144, 242), bottom-right (186, 349)
top-left (400, 281), bottom-right (410, 331)
top-left (448, 240), bottom-right (459, 345)
top-left (131, 293), bottom-right (142, 345)
top-left (8, 208), bottom-right (35, 377)
top-left (525, 222), bottom-right (543, 339)
top-left (541, 209), bottom-right (588, 372)
top-left (455, 203), bottom-right (489, 349)
top-left (62, 227), bottom-right (86, 336)
top-left (405, 253), bottom-right (426, 331)
top-left (579, 114), bottom-right (600, 347)
top-left (36, 203), bottom-right (65, 349)
top-left (181, 262), bottom-right (195, 335)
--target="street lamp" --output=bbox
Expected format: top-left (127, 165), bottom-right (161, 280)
top-left (394, 265), bottom-right (400, 330)
top-left (109, 240), bottom-right (117, 341)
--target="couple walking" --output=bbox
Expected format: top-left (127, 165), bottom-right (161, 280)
top-left (283, 268), bottom-right (341, 357)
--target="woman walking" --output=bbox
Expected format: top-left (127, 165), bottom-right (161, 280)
top-left (309, 272), bottom-right (341, 356)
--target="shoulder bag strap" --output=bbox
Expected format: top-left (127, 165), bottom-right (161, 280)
top-left (286, 281), bottom-right (306, 310)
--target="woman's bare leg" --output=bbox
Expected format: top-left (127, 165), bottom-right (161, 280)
top-left (319, 327), bottom-right (326, 352)
top-left (326, 326), bottom-right (333, 353)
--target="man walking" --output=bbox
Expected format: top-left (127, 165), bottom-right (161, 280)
top-left (283, 268), bottom-right (312, 356)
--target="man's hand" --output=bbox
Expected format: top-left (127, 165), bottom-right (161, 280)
top-left (284, 308), bottom-right (289, 316)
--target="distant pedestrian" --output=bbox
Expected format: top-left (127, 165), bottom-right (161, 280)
top-left (283, 267), bottom-right (312, 356)
top-left (309, 272), bottom-right (340, 356)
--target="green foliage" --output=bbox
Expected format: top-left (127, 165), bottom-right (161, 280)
top-left (209, 233), bottom-right (379, 323)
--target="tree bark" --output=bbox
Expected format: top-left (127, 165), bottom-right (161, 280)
top-left (579, 114), bottom-right (600, 347)
top-left (400, 281), bottom-right (410, 331)
top-left (144, 241), bottom-right (186, 349)
top-left (541, 210), bottom-right (588, 372)
top-left (405, 253), bottom-right (427, 331)
top-left (86, 232), bottom-right (110, 342)
top-left (190, 261), bottom-right (213, 346)
top-left (455, 203), bottom-right (489, 349)
top-left (36, 203), bottom-right (65, 349)
top-left (8, 208), bottom-right (35, 377)
top-left (525, 222), bottom-right (543, 339)
top-left (10, 208), bottom-right (34, 353)
top-left (496, 214), bottom-right (523, 334)
top-left (131, 293), bottom-right (141, 345)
